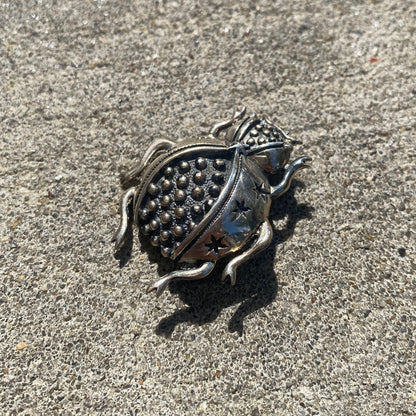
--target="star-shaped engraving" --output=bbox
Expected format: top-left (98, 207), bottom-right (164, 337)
top-left (252, 181), bottom-right (270, 200)
top-left (232, 199), bottom-right (250, 219)
top-left (205, 235), bottom-right (228, 256)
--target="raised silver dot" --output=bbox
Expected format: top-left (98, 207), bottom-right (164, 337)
top-left (177, 175), bottom-right (188, 189)
top-left (250, 129), bottom-right (259, 137)
top-left (160, 230), bottom-right (171, 242)
top-left (147, 200), bottom-right (158, 211)
top-left (247, 138), bottom-right (255, 146)
top-left (213, 159), bottom-right (226, 170)
top-left (178, 161), bottom-right (190, 173)
top-left (189, 221), bottom-right (196, 231)
top-left (205, 199), bottom-right (215, 211)
top-left (151, 235), bottom-right (160, 246)
top-left (148, 183), bottom-right (159, 196)
top-left (194, 171), bottom-right (206, 185)
top-left (141, 224), bottom-right (151, 235)
top-left (174, 189), bottom-right (186, 203)
top-left (258, 137), bottom-right (266, 145)
top-left (263, 128), bottom-right (271, 136)
top-left (150, 218), bottom-right (160, 231)
top-left (212, 172), bottom-right (224, 184)
top-left (160, 195), bottom-right (171, 208)
top-left (139, 208), bottom-right (150, 221)
top-left (164, 166), bottom-right (174, 178)
top-left (160, 212), bottom-right (172, 225)
top-left (175, 207), bottom-right (186, 219)
top-left (161, 246), bottom-right (172, 258)
top-left (191, 204), bottom-right (203, 216)
top-left (195, 157), bottom-right (207, 170)
top-left (173, 225), bottom-right (184, 238)
top-left (161, 179), bottom-right (172, 192)
top-left (272, 128), bottom-right (281, 137)
top-left (209, 185), bottom-right (220, 197)
top-left (191, 186), bottom-right (204, 200)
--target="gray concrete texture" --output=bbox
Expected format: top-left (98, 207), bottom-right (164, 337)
top-left (1, 0), bottom-right (415, 415)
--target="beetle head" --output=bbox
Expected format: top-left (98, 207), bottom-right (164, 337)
top-left (225, 113), bottom-right (302, 174)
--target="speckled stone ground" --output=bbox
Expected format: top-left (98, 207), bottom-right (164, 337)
top-left (1, 1), bottom-right (415, 415)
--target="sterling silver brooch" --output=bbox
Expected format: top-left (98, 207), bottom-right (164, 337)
top-left (113, 108), bottom-right (311, 296)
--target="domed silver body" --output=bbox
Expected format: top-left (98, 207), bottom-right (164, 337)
top-left (113, 108), bottom-right (311, 296)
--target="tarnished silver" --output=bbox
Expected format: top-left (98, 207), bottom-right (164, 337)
top-left (113, 107), bottom-right (311, 296)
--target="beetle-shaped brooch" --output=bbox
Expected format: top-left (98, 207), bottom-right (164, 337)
top-left (113, 107), bottom-right (311, 296)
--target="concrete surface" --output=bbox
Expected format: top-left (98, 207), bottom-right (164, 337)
top-left (1, 1), bottom-right (415, 415)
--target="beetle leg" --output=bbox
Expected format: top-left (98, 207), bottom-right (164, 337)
top-left (112, 187), bottom-right (135, 250)
top-left (121, 139), bottom-right (176, 185)
top-left (222, 219), bottom-right (273, 286)
top-left (270, 156), bottom-right (312, 199)
top-left (147, 261), bottom-right (216, 297)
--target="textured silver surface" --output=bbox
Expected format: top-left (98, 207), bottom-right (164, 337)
top-left (1, 1), bottom-right (415, 415)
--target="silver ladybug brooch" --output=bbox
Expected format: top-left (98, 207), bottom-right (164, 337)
top-left (113, 107), bottom-right (311, 296)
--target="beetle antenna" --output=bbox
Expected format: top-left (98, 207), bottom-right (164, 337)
top-left (209, 107), bottom-right (246, 137)
top-left (275, 127), bottom-right (302, 146)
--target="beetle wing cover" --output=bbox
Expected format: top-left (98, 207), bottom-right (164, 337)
top-left (135, 144), bottom-right (235, 260)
